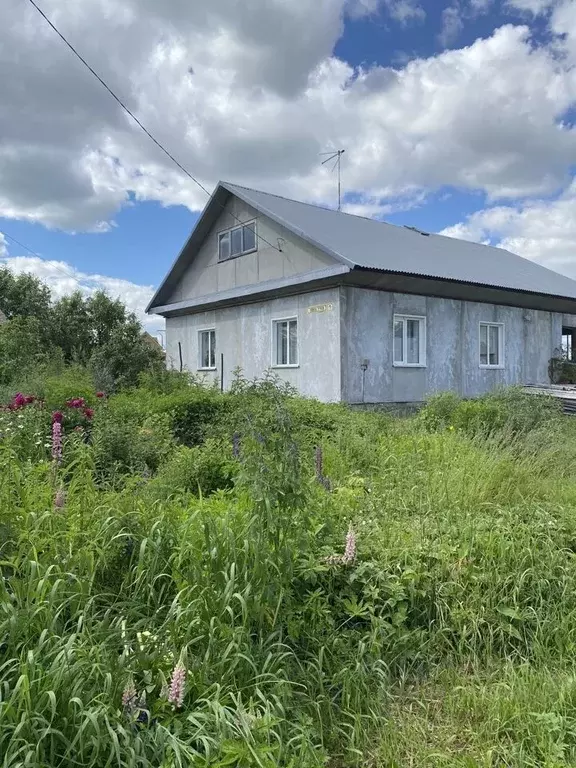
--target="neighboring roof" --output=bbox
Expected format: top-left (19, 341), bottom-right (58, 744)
top-left (147, 181), bottom-right (576, 312)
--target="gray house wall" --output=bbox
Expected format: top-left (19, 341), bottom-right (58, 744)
top-left (341, 287), bottom-right (562, 403)
top-left (165, 287), bottom-right (341, 402)
top-left (165, 197), bottom-right (336, 305)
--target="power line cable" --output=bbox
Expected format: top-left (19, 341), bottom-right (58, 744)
top-left (0, 229), bottom-right (83, 285)
top-left (25, 0), bottom-right (282, 253)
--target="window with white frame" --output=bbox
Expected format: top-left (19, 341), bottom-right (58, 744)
top-left (393, 315), bottom-right (426, 366)
top-left (218, 221), bottom-right (257, 261)
top-left (198, 329), bottom-right (216, 369)
top-left (479, 322), bottom-right (504, 367)
top-left (272, 318), bottom-right (298, 367)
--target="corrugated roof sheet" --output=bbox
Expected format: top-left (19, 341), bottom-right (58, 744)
top-left (223, 182), bottom-right (576, 301)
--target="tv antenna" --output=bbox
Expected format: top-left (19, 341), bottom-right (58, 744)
top-left (320, 149), bottom-right (345, 211)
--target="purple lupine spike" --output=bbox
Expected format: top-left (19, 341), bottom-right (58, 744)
top-left (51, 421), bottom-right (62, 463)
top-left (167, 662), bottom-right (186, 709)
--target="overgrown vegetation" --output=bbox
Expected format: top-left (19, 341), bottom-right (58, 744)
top-left (2, 363), bottom-right (576, 767)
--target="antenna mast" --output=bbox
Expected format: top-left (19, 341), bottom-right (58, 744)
top-left (321, 149), bottom-right (345, 211)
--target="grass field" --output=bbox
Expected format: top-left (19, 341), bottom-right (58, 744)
top-left (2, 371), bottom-right (576, 767)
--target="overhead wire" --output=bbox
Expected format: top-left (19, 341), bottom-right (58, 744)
top-left (25, 0), bottom-right (282, 253)
top-left (0, 229), bottom-right (83, 285)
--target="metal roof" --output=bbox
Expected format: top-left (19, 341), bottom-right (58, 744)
top-left (224, 182), bottom-right (576, 301)
top-left (147, 181), bottom-right (576, 312)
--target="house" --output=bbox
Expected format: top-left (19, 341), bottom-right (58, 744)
top-left (147, 182), bottom-right (576, 404)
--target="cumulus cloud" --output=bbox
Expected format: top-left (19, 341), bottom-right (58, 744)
top-left (0, 249), bottom-right (164, 333)
top-left (439, 5), bottom-right (465, 46)
top-left (440, 181), bottom-right (576, 278)
top-left (1, 0), bottom-right (576, 235)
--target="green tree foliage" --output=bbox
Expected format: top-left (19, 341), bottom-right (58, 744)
top-left (0, 266), bottom-right (52, 321)
top-left (0, 268), bottom-right (163, 390)
top-left (0, 316), bottom-right (50, 384)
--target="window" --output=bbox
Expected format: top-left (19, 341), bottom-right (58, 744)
top-left (198, 329), bottom-right (216, 370)
top-left (272, 318), bottom-right (298, 367)
top-left (479, 323), bottom-right (504, 368)
top-left (393, 315), bottom-right (426, 366)
top-left (218, 222), bottom-right (257, 261)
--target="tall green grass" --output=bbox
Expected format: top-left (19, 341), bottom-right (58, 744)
top-left (2, 377), bottom-right (576, 766)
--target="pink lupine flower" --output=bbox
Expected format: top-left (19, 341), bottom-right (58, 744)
top-left (54, 489), bottom-right (66, 509)
top-left (52, 421), bottom-right (62, 462)
top-left (167, 662), bottom-right (186, 709)
top-left (122, 680), bottom-right (137, 711)
top-left (342, 524), bottom-right (356, 565)
top-left (84, 407), bottom-right (94, 420)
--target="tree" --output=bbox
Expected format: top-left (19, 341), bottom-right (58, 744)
top-left (0, 266), bottom-right (164, 392)
top-left (89, 316), bottom-right (164, 391)
top-left (0, 316), bottom-right (50, 384)
top-left (0, 267), bottom-right (51, 321)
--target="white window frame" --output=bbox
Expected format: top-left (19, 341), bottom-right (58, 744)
top-left (479, 322), bottom-right (505, 369)
top-left (218, 220), bottom-right (257, 261)
top-left (393, 314), bottom-right (427, 367)
top-left (198, 328), bottom-right (216, 370)
top-left (271, 317), bottom-right (299, 368)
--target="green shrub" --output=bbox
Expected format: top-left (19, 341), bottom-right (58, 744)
top-left (42, 366), bottom-right (97, 410)
top-left (150, 438), bottom-right (235, 497)
top-left (91, 409), bottom-right (175, 481)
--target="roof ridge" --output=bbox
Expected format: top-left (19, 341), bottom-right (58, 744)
top-left (222, 180), bottom-right (401, 226)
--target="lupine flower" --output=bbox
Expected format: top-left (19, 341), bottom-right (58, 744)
top-left (167, 662), bottom-right (186, 709)
top-left (84, 407), bottom-right (94, 420)
top-left (24, 395), bottom-right (35, 404)
top-left (342, 524), bottom-right (357, 565)
top-left (54, 489), bottom-right (66, 509)
top-left (96, 391), bottom-right (105, 399)
top-left (51, 421), bottom-right (62, 462)
top-left (325, 524), bottom-right (357, 567)
top-left (52, 411), bottom-right (64, 424)
top-left (122, 679), bottom-right (137, 711)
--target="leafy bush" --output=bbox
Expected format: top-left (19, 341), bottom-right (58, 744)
top-left (150, 438), bottom-right (235, 497)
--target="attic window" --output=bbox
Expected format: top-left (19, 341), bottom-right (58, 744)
top-left (218, 222), bottom-right (257, 261)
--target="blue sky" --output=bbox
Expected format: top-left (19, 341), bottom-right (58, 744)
top-left (1, 0), bottom-right (575, 327)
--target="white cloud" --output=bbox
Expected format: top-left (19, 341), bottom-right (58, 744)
top-left (440, 181), bottom-right (576, 278)
top-left (506, 0), bottom-right (557, 14)
top-left (439, 5), bottom-right (464, 46)
top-left (1, 0), bottom-right (576, 234)
top-left (0, 251), bottom-right (164, 333)
top-left (347, 0), bottom-right (425, 22)
top-left (0, 0), bottom-right (576, 283)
